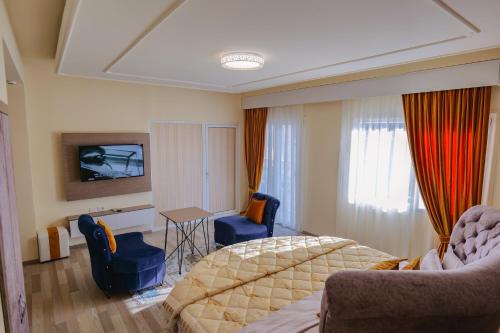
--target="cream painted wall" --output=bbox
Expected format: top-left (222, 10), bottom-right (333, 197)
top-left (18, 57), bottom-right (245, 261)
top-left (5, 83), bottom-right (37, 260)
top-left (302, 102), bottom-right (342, 236)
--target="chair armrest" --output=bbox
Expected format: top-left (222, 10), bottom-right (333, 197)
top-left (323, 254), bottom-right (500, 321)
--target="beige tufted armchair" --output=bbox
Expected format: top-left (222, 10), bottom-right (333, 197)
top-left (320, 205), bottom-right (500, 333)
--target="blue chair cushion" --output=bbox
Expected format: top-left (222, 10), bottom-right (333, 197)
top-left (214, 215), bottom-right (268, 245)
top-left (112, 232), bottom-right (165, 274)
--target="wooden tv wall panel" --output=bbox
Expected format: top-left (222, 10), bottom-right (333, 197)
top-left (62, 133), bottom-right (151, 201)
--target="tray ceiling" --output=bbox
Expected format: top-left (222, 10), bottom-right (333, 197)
top-left (56, 0), bottom-right (500, 93)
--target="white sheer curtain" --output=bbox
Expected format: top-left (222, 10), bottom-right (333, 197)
top-left (336, 95), bottom-right (434, 258)
top-left (259, 105), bottom-right (303, 230)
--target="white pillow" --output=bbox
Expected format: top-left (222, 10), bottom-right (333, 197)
top-left (420, 249), bottom-right (443, 271)
top-left (443, 247), bottom-right (465, 269)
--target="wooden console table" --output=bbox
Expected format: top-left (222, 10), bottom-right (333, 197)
top-left (67, 204), bottom-right (155, 245)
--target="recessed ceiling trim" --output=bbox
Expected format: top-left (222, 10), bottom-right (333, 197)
top-left (104, 0), bottom-right (186, 74)
top-left (55, 71), bottom-right (234, 93)
top-left (431, 0), bottom-right (481, 34)
top-left (56, 0), bottom-right (498, 93)
top-left (106, 70), bottom-right (231, 90)
top-left (232, 35), bottom-right (468, 88)
top-left (55, 0), bottom-right (82, 74)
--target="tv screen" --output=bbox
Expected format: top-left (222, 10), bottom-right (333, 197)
top-left (79, 144), bottom-right (145, 182)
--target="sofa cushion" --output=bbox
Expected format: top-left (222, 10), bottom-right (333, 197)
top-left (420, 249), bottom-right (443, 271)
top-left (113, 233), bottom-right (165, 273)
top-left (450, 205), bottom-right (500, 264)
top-left (443, 247), bottom-right (465, 270)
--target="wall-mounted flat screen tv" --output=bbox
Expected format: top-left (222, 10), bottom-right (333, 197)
top-left (79, 144), bottom-right (144, 182)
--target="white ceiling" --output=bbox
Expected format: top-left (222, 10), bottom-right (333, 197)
top-left (57, 0), bottom-right (500, 93)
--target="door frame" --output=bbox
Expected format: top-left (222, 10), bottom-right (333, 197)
top-left (149, 120), bottom-right (241, 217)
top-left (204, 123), bottom-right (240, 216)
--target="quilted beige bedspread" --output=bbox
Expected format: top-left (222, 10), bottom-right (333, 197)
top-left (163, 236), bottom-right (394, 333)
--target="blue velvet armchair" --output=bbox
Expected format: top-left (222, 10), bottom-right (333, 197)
top-left (214, 193), bottom-right (280, 246)
top-left (78, 214), bottom-right (166, 296)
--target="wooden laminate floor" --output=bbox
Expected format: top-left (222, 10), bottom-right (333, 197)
top-left (23, 222), bottom-right (301, 333)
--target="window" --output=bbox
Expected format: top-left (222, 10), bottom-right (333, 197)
top-left (259, 105), bottom-right (303, 230)
top-left (347, 121), bottom-right (425, 213)
top-left (337, 95), bottom-right (430, 259)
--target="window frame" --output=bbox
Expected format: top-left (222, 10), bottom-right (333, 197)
top-left (347, 120), bottom-right (425, 213)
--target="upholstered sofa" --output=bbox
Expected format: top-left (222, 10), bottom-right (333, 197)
top-left (214, 192), bottom-right (280, 246)
top-left (320, 205), bottom-right (500, 333)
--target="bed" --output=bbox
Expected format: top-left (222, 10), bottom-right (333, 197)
top-left (163, 236), bottom-right (394, 333)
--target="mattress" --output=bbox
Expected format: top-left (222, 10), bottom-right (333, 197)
top-left (163, 236), bottom-right (394, 333)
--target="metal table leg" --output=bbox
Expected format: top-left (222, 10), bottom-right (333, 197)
top-left (163, 218), bottom-right (169, 261)
top-left (201, 217), bottom-right (210, 255)
top-left (164, 217), bottom-right (212, 274)
top-left (206, 218), bottom-right (210, 253)
top-left (191, 221), bottom-right (196, 255)
top-left (176, 223), bottom-right (182, 274)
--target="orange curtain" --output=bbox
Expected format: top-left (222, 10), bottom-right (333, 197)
top-left (402, 86), bottom-right (491, 257)
top-left (244, 107), bottom-right (268, 199)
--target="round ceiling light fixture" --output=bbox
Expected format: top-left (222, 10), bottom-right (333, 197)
top-left (221, 52), bottom-right (264, 70)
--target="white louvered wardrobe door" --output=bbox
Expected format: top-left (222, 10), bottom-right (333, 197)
top-left (151, 123), bottom-right (203, 226)
top-left (207, 127), bottom-right (236, 214)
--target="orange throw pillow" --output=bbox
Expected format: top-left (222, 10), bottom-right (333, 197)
top-left (97, 218), bottom-right (117, 254)
top-left (369, 259), bottom-right (406, 270)
top-left (402, 256), bottom-right (421, 270)
top-left (245, 198), bottom-right (267, 224)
